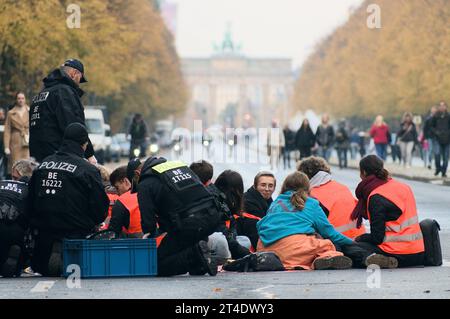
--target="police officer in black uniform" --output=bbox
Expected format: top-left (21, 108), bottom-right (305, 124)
top-left (0, 159), bottom-right (38, 277)
top-left (137, 157), bottom-right (221, 277)
top-left (29, 59), bottom-right (97, 164)
top-left (205, 182), bottom-right (250, 260)
top-left (28, 123), bottom-right (109, 277)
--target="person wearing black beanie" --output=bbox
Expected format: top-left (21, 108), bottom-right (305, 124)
top-left (63, 122), bottom-right (89, 145)
top-left (28, 123), bottom-right (109, 277)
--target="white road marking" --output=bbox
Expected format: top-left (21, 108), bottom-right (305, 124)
top-left (30, 281), bottom-right (55, 293)
top-left (442, 260), bottom-right (450, 267)
top-left (252, 285), bottom-right (277, 299)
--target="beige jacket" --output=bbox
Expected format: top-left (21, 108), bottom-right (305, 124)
top-left (4, 105), bottom-right (30, 172)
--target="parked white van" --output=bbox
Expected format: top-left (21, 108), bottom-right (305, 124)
top-left (85, 106), bottom-right (111, 164)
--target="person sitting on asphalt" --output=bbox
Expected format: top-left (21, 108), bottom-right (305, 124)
top-left (96, 164), bottom-right (119, 231)
top-left (256, 171), bottom-right (353, 270)
top-left (100, 165), bottom-right (130, 230)
top-left (237, 171), bottom-right (276, 250)
top-left (28, 123), bottom-right (109, 277)
top-left (137, 157), bottom-right (221, 277)
top-left (108, 159), bottom-right (144, 238)
top-left (0, 159), bottom-right (39, 277)
top-left (298, 156), bottom-right (366, 240)
top-left (341, 155), bottom-right (425, 269)
top-left (190, 161), bottom-right (251, 264)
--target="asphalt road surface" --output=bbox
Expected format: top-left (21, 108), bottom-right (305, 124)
top-left (1, 143), bottom-right (449, 299)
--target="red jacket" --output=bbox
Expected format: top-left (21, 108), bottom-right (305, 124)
top-left (370, 124), bottom-right (390, 144)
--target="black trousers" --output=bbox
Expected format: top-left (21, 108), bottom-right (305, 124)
top-left (157, 208), bottom-right (220, 277)
top-left (337, 148), bottom-right (348, 168)
top-left (299, 147), bottom-right (312, 159)
top-left (236, 217), bottom-right (259, 251)
top-left (129, 139), bottom-right (147, 159)
top-left (282, 148), bottom-right (292, 169)
top-left (340, 242), bottom-right (425, 268)
top-left (31, 229), bottom-right (88, 276)
top-left (0, 222), bottom-right (25, 274)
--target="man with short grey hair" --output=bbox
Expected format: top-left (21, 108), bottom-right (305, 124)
top-left (11, 159), bottom-right (39, 181)
top-left (29, 59), bottom-right (97, 164)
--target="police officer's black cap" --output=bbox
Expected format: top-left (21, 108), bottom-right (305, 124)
top-left (64, 123), bottom-right (89, 145)
top-left (63, 59), bottom-right (88, 83)
top-left (127, 158), bottom-right (142, 183)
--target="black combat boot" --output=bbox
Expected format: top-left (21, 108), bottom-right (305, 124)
top-left (1, 245), bottom-right (21, 278)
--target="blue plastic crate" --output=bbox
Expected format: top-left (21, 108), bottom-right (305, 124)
top-left (63, 239), bottom-right (157, 278)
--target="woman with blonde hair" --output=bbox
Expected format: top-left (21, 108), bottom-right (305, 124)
top-left (4, 92), bottom-right (30, 175)
top-left (256, 171), bottom-right (353, 270)
top-left (369, 115), bottom-right (390, 160)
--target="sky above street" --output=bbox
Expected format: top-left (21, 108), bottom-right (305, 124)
top-left (173, 0), bottom-right (364, 68)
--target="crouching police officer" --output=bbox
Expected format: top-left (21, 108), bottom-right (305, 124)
top-left (137, 157), bottom-right (221, 277)
top-left (0, 160), bottom-right (38, 277)
top-left (28, 123), bottom-right (109, 276)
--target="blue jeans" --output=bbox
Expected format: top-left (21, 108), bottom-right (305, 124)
top-left (375, 143), bottom-right (388, 161)
top-left (434, 141), bottom-right (450, 175)
top-left (337, 148), bottom-right (348, 168)
top-left (318, 146), bottom-right (333, 162)
top-left (425, 138), bottom-right (434, 167)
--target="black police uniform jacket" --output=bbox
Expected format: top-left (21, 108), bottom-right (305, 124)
top-left (28, 140), bottom-right (108, 235)
top-left (0, 178), bottom-right (30, 229)
top-left (29, 68), bottom-right (95, 163)
top-left (137, 158), bottom-right (218, 236)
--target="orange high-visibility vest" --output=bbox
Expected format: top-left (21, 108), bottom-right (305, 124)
top-left (368, 179), bottom-right (424, 255)
top-left (310, 180), bottom-right (366, 239)
top-left (117, 191), bottom-right (142, 235)
top-left (155, 233), bottom-right (166, 248)
top-left (107, 193), bottom-right (119, 219)
top-left (240, 212), bottom-right (262, 221)
top-left (100, 193), bottom-right (120, 230)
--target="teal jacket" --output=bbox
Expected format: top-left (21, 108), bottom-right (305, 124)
top-left (256, 191), bottom-right (353, 247)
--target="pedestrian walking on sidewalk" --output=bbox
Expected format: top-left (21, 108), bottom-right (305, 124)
top-left (423, 106), bottom-right (437, 169)
top-left (350, 128), bottom-right (360, 160)
top-left (267, 121), bottom-right (285, 171)
top-left (430, 101), bottom-right (450, 178)
top-left (397, 112), bottom-right (418, 168)
top-left (295, 119), bottom-right (315, 160)
top-left (0, 107), bottom-right (8, 179)
top-left (335, 121), bottom-right (350, 169)
top-left (369, 115), bottom-right (390, 161)
top-left (3, 92), bottom-right (30, 175)
top-left (282, 125), bottom-right (295, 169)
top-left (315, 114), bottom-right (334, 162)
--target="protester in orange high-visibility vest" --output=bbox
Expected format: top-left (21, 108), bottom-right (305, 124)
top-left (95, 164), bottom-right (120, 231)
top-left (108, 159), bottom-right (143, 238)
top-left (342, 155), bottom-right (425, 269)
top-left (100, 166), bottom-right (130, 231)
top-left (298, 156), bottom-right (366, 240)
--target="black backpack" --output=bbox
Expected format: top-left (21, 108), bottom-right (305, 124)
top-left (420, 219), bottom-right (442, 266)
top-left (223, 252), bottom-right (285, 272)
